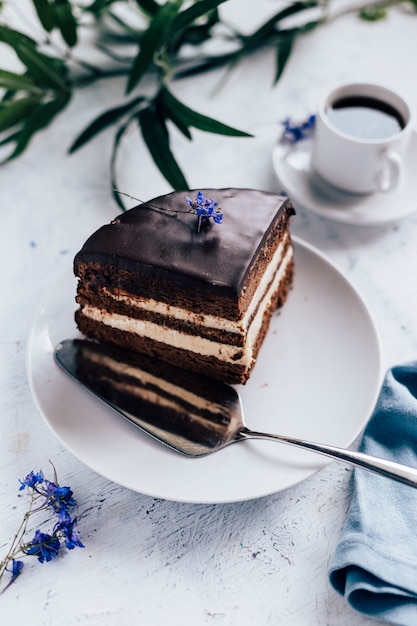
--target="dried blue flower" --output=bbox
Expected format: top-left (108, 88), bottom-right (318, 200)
top-left (186, 191), bottom-right (223, 232)
top-left (19, 470), bottom-right (44, 491)
top-left (0, 467), bottom-right (84, 593)
top-left (0, 560), bottom-right (24, 594)
top-left (8, 560), bottom-right (24, 582)
top-left (44, 480), bottom-right (77, 512)
top-left (55, 509), bottom-right (84, 550)
top-left (281, 114), bottom-right (316, 143)
top-left (24, 530), bottom-right (61, 563)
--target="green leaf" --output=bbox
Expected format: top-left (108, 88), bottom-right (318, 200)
top-left (173, 51), bottom-right (236, 80)
top-left (0, 25), bottom-right (37, 49)
top-left (16, 44), bottom-right (69, 91)
top-left (69, 96), bottom-right (145, 153)
top-left (0, 97), bottom-right (40, 132)
top-left (1, 89), bottom-right (15, 104)
top-left (5, 94), bottom-right (71, 161)
top-left (126, 0), bottom-right (184, 94)
top-left (133, 0), bottom-right (160, 17)
top-left (54, 0), bottom-right (78, 47)
top-left (172, 4), bottom-right (222, 49)
top-left (359, 6), bottom-right (387, 21)
top-left (0, 69), bottom-right (38, 93)
top-left (138, 106), bottom-right (188, 190)
top-left (242, 1), bottom-right (317, 51)
top-left (274, 31), bottom-right (296, 83)
top-left (219, 2), bottom-right (318, 81)
top-left (161, 87), bottom-right (252, 137)
top-left (0, 26), bottom-right (69, 91)
top-left (167, 0), bottom-right (227, 50)
top-left (156, 90), bottom-right (191, 139)
top-left (164, 105), bottom-right (192, 139)
top-left (33, 0), bottom-right (55, 32)
top-left (96, 11), bottom-right (142, 41)
top-left (153, 97), bottom-right (170, 142)
top-left (83, 0), bottom-right (115, 16)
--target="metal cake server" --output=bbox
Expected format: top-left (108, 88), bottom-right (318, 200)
top-left (55, 339), bottom-right (417, 488)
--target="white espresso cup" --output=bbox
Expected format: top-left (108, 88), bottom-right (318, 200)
top-left (311, 82), bottom-right (414, 194)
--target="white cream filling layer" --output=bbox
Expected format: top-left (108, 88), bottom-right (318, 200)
top-left (81, 244), bottom-right (293, 367)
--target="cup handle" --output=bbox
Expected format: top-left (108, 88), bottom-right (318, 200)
top-left (377, 149), bottom-right (402, 192)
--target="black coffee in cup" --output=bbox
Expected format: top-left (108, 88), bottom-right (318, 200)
top-left (326, 96), bottom-right (405, 140)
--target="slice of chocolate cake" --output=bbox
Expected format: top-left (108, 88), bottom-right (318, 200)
top-left (74, 188), bottom-right (295, 384)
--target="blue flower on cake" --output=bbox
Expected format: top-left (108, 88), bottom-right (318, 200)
top-left (186, 191), bottom-right (223, 231)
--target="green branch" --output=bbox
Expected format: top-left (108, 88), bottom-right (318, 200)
top-left (0, 0), bottom-right (414, 195)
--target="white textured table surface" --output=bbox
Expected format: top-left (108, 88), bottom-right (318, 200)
top-left (2, 2), bottom-right (417, 624)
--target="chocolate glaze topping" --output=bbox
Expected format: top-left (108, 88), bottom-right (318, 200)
top-left (74, 188), bottom-right (294, 296)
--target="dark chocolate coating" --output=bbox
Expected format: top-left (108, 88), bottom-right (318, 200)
top-left (74, 188), bottom-right (293, 297)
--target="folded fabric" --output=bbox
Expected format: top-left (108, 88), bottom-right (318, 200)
top-left (329, 362), bottom-right (417, 625)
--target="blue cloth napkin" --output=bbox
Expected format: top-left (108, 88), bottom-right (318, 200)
top-left (329, 362), bottom-right (417, 625)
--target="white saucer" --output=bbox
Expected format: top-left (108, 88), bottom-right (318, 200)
top-left (272, 131), bottom-right (417, 226)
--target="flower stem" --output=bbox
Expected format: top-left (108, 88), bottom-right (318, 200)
top-left (0, 491), bottom-right (42, 589)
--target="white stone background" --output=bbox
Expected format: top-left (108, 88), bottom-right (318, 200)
top-left (1, 1), bottom-right (417, 624)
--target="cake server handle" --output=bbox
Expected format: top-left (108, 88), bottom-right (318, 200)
top-left (239, 428), bottom-right (417, 488)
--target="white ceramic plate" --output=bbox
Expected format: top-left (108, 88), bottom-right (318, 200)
top-left (272, 131), bottom-right (417, 225)
top-left (27, 238), bottom-right (382, 504)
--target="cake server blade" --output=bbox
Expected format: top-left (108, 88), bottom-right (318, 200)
top-left (55, 339), bottom-right (417, 488)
